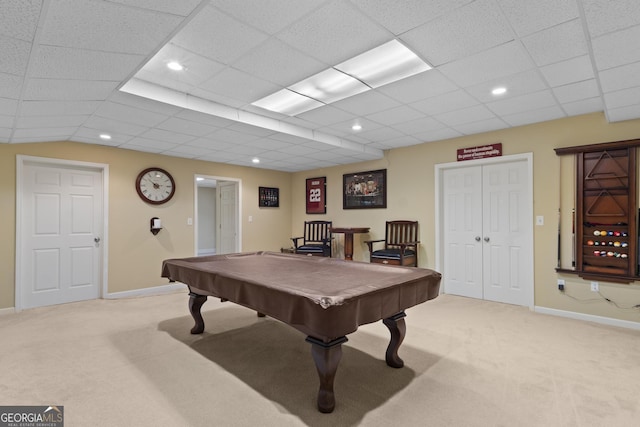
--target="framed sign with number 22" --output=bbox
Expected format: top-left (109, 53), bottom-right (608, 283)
top-left (306, 177), bottom-right (326, 214)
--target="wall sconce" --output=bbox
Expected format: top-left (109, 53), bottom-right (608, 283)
top-left (150, 217), bottom-right (162, 235)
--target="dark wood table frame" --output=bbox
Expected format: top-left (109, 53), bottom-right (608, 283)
top-left (188, 291), bottom-right (406, 413)
top-left (330, 227), bottom-right (370, 260)
top-left (162, 252), bottom-right (440, 414)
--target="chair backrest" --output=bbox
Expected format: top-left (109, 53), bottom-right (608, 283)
top-left (385, 220), bottom-right (419, 248)
top-left (304, 220), bottom-right (332, 245)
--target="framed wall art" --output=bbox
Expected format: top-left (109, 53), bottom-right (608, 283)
top-left (343, 169), bottom-right (387, 209)
top-left (258, 186), bottom-right (279, 207)
top-left (306, 177), bottom-right (326, 214)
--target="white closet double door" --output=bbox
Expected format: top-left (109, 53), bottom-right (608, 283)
top-left (441, 156), bottom-right (533, 306)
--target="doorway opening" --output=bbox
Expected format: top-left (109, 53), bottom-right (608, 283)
top-left (194, 175), bottom-right (241, 256)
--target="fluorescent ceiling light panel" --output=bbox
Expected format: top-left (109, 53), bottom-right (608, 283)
top-left (289, 68), bottom-right (369, 104)
top-left (335, 40), bottom-right (431, 88)
top-left (252, 39), bottom-right (431, 115)
top-left (252, 89), bottom-right (324, 116)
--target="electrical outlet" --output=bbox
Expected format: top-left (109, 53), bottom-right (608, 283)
top-left (590, 281), bottom-right (599, 292)
top-left (557, 279), bottom-right (565, 291)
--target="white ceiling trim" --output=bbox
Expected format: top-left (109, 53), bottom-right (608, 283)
top-left (120, 78), bottom-right (383, 158)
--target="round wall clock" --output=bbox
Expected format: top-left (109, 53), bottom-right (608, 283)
top-left (135, 167), bottom-right (176, 205)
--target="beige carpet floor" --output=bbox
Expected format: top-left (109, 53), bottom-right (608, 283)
top-left (1, 292), bottom-right (639, 426)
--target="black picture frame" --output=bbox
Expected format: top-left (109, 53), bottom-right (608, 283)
top-left (258, 186), bottom-right (279, 207)
top-left (343, 169), bottom-right (387, 209)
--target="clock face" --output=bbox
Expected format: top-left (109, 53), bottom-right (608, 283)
top-left (136, 168), bottom-right (175, 204)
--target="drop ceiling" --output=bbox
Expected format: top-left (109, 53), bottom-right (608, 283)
top-left (2, 0), bottom-right (640, 172)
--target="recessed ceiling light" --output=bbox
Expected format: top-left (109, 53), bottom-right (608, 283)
top-left (252, 157), bottom-right (260, 164)
top-left (352, 123), bottom-right (362, 131)
top-left (167, 61), bottom-right (184, 71)
top-left (492, 87), bottom-right (507, 95)
top-left (99, 133), bottom-right (111, 140)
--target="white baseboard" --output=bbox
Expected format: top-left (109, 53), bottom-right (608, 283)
top-left (105, 282), bottom-right (186, 299)
top-left (0, 307), bottom-right (15, 316)
top-left (535, 306), bottom-right (640, 330)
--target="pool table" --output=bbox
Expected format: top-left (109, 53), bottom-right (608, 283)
top-left (161, 251), bottom-right (441, 413)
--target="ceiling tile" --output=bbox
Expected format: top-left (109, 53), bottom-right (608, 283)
top-left (439, 41), bottom-right (534, 87)
top-left (30, 45), bottom-right (144, 81)
top-left (522, 19), bottom-right (588, 66)
top-left (172, 5), bottom-right (269, 65)
top-left (591, 25), bottom-right (640, 71)
top-left (455, 117), bottom-right (509, 134)
top-left (139, 43), bottom-right (226, 88)
top-left (138, 128), bottom-right (195, 144)
top-left (604, 86), bottom-right (640, 110)
top-left (124, 137), bottom-right (178, 151)
top-left (15, 115), bottom-right (89, 128)
top-left (539, 55), bottom-right (594, 87)
top-left (561, 97), bottom-right (603, 116)
top-left (498, 0), bottom-right (579, 37)
top-left (376, 70), bottom-right (459, 104)
top-left (390, 116), bottom-right (446, 136)
top-left (39, 0), bottom-right (185, 55)
top-left (365, 105), bottom-right (424, 126)
top-left (199, 67), bottom-right (280, 104)
top-left (351, 0), bottom-right (473, 35)
top-left (411, 90), bottom-right (479, 116)
top-left (107, 0), bottom-right (204, 16)
top-left (0, 0), bottom-right (41, 41)
top-left (156, 117), bottom-right (221, 137)
top-left (0, 72), bottom-right (24, 99)
top-left (598, 61), bottom-right (640, 93)
top-left (401, 0), bottom-right (515, 66)
top-left (296, 106), bottom-right (356, 127)
top-left (582, 0), bottom-right (640, 38)
top-left (413, 127), bottom-right (462, 143)
top-left (80, 116), bottom-right (148, 137)
top-left (12, 127), bottom-right (76, 139)
top-left (22, 79), bottom-right (119, 101)
top-left (434, 105), bottom-right (496, 126)
top-left (212, 0), bottom-right (327, 35)
top-left (19, 100), bottom-right (102, 116)
top-left (0, 98), bottom-right (19, 116)
top-left (208, 128), bottom-right (261, 144)
top-left (464, 69), bottom-right (548, 103)
top-left (73, 127), bottom-right (134, 145)
top-left (95, 101), bottom-right (169, 127)
top-left (356, 125), bottom-right (405, 142)
top-left (232, 38), bottom-right (326, 87)
top-left (276, 0), bottom-right (391, 65)
top-left (552, 79), bottom-right (600, 104)
top-left (486, 90), bottom-right (557, 116)
top-left (0, 36), bottom-right (31, 75)
top-left (333, 91), bottom-right (401, 116)
top-left (502, 105), bottom-right (565, 126)
top-left (607, 103), bottom-right (640, 122)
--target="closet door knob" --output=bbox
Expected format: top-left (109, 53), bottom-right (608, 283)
top-left (484, 236), bottom-right (490, 242)
top-left (475, 236), bottom-right (481, 241)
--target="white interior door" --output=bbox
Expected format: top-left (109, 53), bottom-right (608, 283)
top-left (19, 161), bottom-right (103, 309)
top-left (443, 165), bottom-right (483, 298)
top-left (217, 181), bottom-right (238, 254)
top-left (439, 155), bottom-right (533, 307)
top-left (482, 161), bottom-right (532, 306)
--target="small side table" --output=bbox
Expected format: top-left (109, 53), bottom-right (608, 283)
top-left (330, 227), bottom-right (370, 261)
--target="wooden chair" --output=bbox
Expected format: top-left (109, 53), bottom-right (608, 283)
top-left (291, 221), bottom-right (333, 257)
top-left (365, 221), bottom-right (419, 266)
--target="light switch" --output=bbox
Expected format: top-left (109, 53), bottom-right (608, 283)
top-left (187, 217), bottom-right (193, 226)
top-left (248, 215), bottom-right (253, 223)
top-left (536, 216), bottom-right (544, 226)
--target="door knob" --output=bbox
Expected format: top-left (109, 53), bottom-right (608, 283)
top-left (94, 237), bottom-right (101, 243)
top-left (475, 236), bottom-right (481, 241)
top-left (484, 236), bottom-right (490, 242)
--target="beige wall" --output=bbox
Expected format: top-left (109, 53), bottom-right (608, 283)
top-left (0, 141), bottom-right (292, 308)
top-left (3, 113), bottom-right (640, 325)
top-left (292, 112), bottom-right (640, 324)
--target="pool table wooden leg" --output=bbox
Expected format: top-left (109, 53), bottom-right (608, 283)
top-left (383, 311), bottom-right (406, 368)
top-left (305, 336), bottom-right (348, 413)
top-left (188, 292), bottom-right (208, 334)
